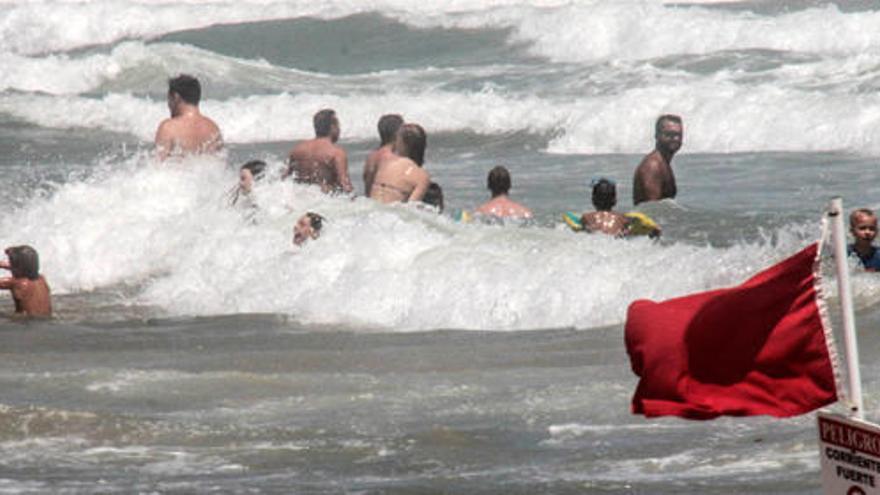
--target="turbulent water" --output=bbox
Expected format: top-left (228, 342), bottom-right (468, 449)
top-left (2, 0), bottom-right (880, 493)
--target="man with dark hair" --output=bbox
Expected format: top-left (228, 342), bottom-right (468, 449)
top-left (370, 123), bottom-right (431, 203)
top-left (475, 165), bottom-right (532, 219)
top-left (0, 245), bottom-right (52, 317)
top-left (633, 114), bottom-right (683, 205)
top-left (363, 114), bottom-right (403, 196)
top-left (284, 109), bottom-right (353, 194)
top-left (581, 178), bottom-right (629, 236)
top-left (154, 74), bottom-right (223, 160)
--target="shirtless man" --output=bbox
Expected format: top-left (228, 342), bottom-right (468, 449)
top-left (633, 114), bottom-right (683, 205)
top-left (284, 109), bottom-right (353, 194)
top-left (154, 74), bottom-right (223, 160)
top-left (369, 123), bottom-right (431, 204)
top-left (581, 178), bottom-right (628, 236)
top-left (0, 245), bottom-right (51, 317)
top-left (475, 166), bottom-right (532, 219)
top-left (363, 114), bottom-right (403, 196)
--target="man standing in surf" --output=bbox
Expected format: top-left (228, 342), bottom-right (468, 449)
top-left (363, 114), bottom-right (403, 196)
top-left (284, 109), bottom-right (353, 195)
top-left (632, 114), bottom-right (683, 205)
top-left (154, 74), bottom-right (223, 160)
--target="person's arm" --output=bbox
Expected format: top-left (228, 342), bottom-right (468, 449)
top-left (634, 158), bottom-right (664, 204)
top-left (0, 260), bottom-right (9, 270)
top-left (363, 155), bottom-right (377, 197)
top-left (0, 277), bottom-right (14, 290)
top-left (407, 170), bottom-right (431, 202)
top-left (334, 149), bottom-right (353, 194)
top-left (282, 151), bottom-right (297, 180)
top-left (154, 120), bottom-right (173, 161)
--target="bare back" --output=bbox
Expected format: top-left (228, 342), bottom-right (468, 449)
top-left (581, 211), bottom-right (628, 236)
top-left (1, 276), bottom-right (52, 317)
top-left (155, 113), bottom-right (223, 159)
top-left (370, 156), bottom-right (430, 204)
top-left (475, 195), bottom-right (533, 219)
top-left (363, 145), bottom-right (396, 196)
top-left (287, 138), bottom-right (353, 194)
top-left (632, 150), bottom-right (677, 205)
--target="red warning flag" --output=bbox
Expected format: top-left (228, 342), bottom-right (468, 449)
top-left (625, 243), bottom-right (838, 419)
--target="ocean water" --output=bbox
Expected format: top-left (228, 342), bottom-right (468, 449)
top-left (2, 0), bottom-right (880, 493)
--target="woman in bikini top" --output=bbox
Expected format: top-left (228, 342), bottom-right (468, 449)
top-left (369, 124), bottom-right (431, 204)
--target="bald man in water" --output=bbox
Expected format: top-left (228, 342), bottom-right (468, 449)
top-left (154, 74), bottom-right (223, 160)
top-left (633, 114), bottom-right (683, 205)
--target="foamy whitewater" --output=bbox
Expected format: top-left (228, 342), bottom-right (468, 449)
top-left (1, 1), bottom-right (880, 493)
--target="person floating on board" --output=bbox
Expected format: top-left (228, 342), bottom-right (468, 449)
top-left (474, 166), bottom-right (532, 219)
top-left (633, 114), bottom-right (683, 205)
top-left (283, 109), bottom-right (353, 195)
top-left (421, 182), bottom-right (444, 213)
top-left (293, 212), bottom-right (325, 247)
top-left (370, 123), bottom-right (431, 204)
top-left (229, 160), bottom-right (267, 208)
top-left (848, 208), bottom-right (880, 271)
top-left (363, 114), bottom-right (403, 197)
top-left (0, 245), bottom-right (52, 317)
top-left (154, 74), bottom-right (224, 160)
top-left (581, 178), bottom-right (630, 237)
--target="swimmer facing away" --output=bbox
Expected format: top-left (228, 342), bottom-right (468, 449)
top-left (284, 109), bottom-right (353, 195)
top-left (370, 123), bottom-right (431, 204)
top-left (363, 114), bottom-right (404, 197)
top-left (293, 212), bottom-right (325, 246)
top-left (582, 178), bottom-right (661, 238)
top-left (475, 166), bottom-right (532, 219)
top-left (0, 245), bottom-right (51, 317)
top-left (154, 74), bottom-right (223, 160)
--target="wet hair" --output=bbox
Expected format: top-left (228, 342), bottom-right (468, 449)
top-left (592, 178), bottom-right (617, 211)
top-left (396, 123), bottom-right (427, 166)
top-left (422, 182), bottom-right (444, 212)
top-left (377, 114), bottom-right (404, 146)
top-left (168, 74), bottom-right (201, 105)
top-left (5, 245), bottom-right (39, 280)
top-left (850, 208), bottom-right (877, 227)
top-left (240, 160), bottom-right (267, 180)
top-left (655, 114), bottom-right (682, 137)
top-left (313, 109), bottom-right (337, 138)
top-left (306, 212), bottom-right (325, 233)
top-left (487, 166), bottom-right (511, 197)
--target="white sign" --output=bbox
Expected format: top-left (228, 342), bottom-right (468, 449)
top-left (818, 412), bottom-right (880, 495)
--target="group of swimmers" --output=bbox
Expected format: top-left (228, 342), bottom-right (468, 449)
top-left (4, 74), bottom-right (875, 317)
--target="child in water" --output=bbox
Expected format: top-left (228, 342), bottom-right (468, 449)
top-left (293, 212), bottom-right (325, 246)
top-left (0, 245), bottom-right (52, 317)
top-left (849, 208), bottom-right (880, 271)
top-left (229, 160), bottom-right (267, 207)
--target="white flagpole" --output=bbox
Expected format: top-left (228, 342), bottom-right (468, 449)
top-left (829, 197), bottom-right (864, 419)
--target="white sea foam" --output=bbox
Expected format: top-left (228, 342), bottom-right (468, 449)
top-left (0, 155), bottom-right (834, 331)
top-left (3, 1), bottom-right (879, 62)
top-left (3, 77), bottom-right (880, 154)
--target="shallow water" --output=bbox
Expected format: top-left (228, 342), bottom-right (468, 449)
top-left (2, 0), bottom-right (880, 492)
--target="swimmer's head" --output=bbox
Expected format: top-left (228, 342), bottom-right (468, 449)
top-left (314, 109), bottom-right (340, 142)
top-left (591, 178), bottom-right (617, 211)
top-left (487, 166), bottom-right (511, 197)
top-left (655, 114), bottom-right (683, 153)
top-left (167, 74), bottom-right (201, 108)
top-left (5, 245), bottom-right (39, 280)
top-left (239, 160), bottom-right (267, 193)
top-left (422, 182), bottom-right (444, 212)
top-left (851, 208), bottom-right (878, 244)
top-left (377, 114), bottom-right (404, 146)
top-left (293, 212), bottom-right (325, 246)
top-left (393, 123), bottom-right (426, 166)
